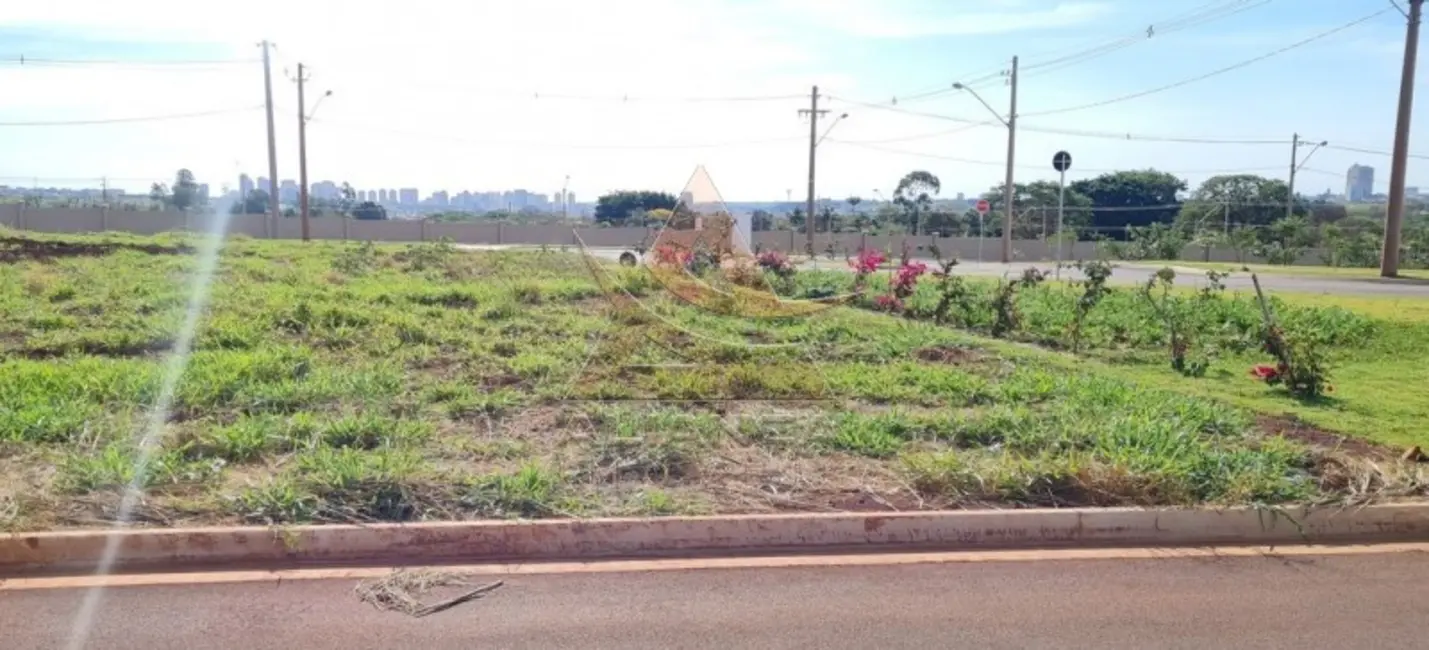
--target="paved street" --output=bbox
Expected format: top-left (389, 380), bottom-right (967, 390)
top-left (6, 548), bottom-right (1428, 649)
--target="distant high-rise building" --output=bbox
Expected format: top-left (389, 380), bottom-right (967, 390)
top-left (431, 190), bottom-right (449, 206)
top-left (378, 189), bottom-right (389, 203)
top-left (1346, 164), bottom-right (1374, 202)
top-left (239, 174), bottom-right (254, 198)
top-left (399, 188), bottom-right (419, 204)
top-left (279, 179), bottom-right (298, 204)
top-left (388, 189), bottom-right (398, 203)
top-left (566, 191), bottom-right (575, 206)
top-left (257, 177), bottom-right (272, 193)
top-left (311, 180), bottom-right (339, 201)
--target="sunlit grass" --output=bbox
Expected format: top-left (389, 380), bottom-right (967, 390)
top-left (0, 232), bottom-right (1422, 530)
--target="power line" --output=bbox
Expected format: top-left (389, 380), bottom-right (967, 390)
top-left (871, 3), bottom-right (1268, 107)
top-left (352, 80), bottom-right (805, 103)
top-left (827, 95), bottom-right (1290, 145)
top-left (309, 116), bottom-right (806, 150)
top-left (0, 105), bottom-right (263, 126)
top-left (1022, 6), bottom-right (1392, 118)
top-left (1324, 143), bottom-right (1429, 161)
top-left (0, 55), bottom-right (258, 67)
top-left (1020, 0), bottom-right (1272, 78)
top-left (824, 138), bottom-right (1287, 175)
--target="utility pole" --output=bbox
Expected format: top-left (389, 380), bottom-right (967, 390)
top-left (260, 40), bottom-right (280, 238)
top-left (1383, 0), bottom-right (1424, 277)
top-left (101, 177), bottom-right (108, 206)
top-left (296, 62), bottom-right (311, 242)
top-left (1286, 133), bottom-right (1300, 222)
top-left (798, 85), bottom-right (828, 258)
top-left (1223, 201), bottom-right (1230, 234)
top-left (1001, 56), bottom-right (1019, 263)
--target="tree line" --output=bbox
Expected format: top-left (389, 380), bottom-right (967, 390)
top-left (590, 169), bottom-right (1429, 268)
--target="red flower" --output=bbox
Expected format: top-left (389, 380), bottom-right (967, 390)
top-left (1249, 364), bottom-right (1280, 380)
top-left (850, 248), bottom-right (886, 275)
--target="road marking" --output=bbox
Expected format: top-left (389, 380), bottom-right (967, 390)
top-left (3, 543), bottom-right (1426, 592)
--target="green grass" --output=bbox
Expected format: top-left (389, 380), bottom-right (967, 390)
top-left (801, 263), bottom-right (1429, 449)
top-left (0, 230), bottom-right (1422, 530)
top-left (1167, 261), bottom-right (1429, 280)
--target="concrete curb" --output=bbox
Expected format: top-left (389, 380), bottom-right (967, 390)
top-left (3, 504), bottom-right (1427, 576)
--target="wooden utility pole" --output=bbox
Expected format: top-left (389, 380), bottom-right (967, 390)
top-left (1383, 0), bottom-right (1424, 277)
top-left (799, 86), bottom-right (829, 257)
top-left (297, 63), bottom-right (311, 242)
top-left (260, 40), bottom-right (280, 238)
top-left (1001, 56), bottom-right (1019, 263)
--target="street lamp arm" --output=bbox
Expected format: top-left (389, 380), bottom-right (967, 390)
top-left (954, 84), bottom-right (1008, 127)
top-left (815, 113), bottom-right (849, 147)
top-left (305, 90), bottom-right (333, 122)
top-left (1295, 140), bottom-right (1328, 172)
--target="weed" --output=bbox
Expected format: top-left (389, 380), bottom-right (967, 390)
top-left (1069, 260), bottom-right (1113, 353)
top-left (332, 241), bottom-right (379, 275)
top-left (463, 464), bottom-right (564, 518)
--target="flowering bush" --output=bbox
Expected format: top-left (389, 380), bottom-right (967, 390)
top-left (849, 248), bottom-right (885, 275)
top-left (891, 262), bottom-right (927, 301)
top-left (756, 250), bottom-right (795, 278)
top-left (1251, 325), bottom-right (1331, 397)
top-left (848, 248), bottom-right (886, 293)
top-left (652, 244), bottom-right (693, 269)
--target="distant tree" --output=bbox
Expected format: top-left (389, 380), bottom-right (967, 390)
top-left (751, 209), bottom-right (774, 231)
top-left (893, 170), bottom-right (941, 235)
top-left (170, 169), bottom-right (200, 210)
top-left (149, 182), bottom-right (169, 205)
top-left (1176, 174), bottom-right (1290, 234)
top-left (351, 201), bottom-right (388, 221)
top-left (1070, 170), bottom-right (1187, 237)
top-left (787, 207), bottom-right (806, 230)
top-left (817, 204), bottom-right (838, 232)
top-left (982, 180), bottom-right (1093, 239)
top-left (230, 189), bottom-right (271, 215)
top-left (594, 190), bottom-right (677, 225)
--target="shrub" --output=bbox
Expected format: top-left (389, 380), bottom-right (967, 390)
top-left (1068, 260), bottom-right (1113, 353)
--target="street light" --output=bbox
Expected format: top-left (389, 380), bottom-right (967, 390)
top-left (306, 89), bottom-right (333, 122)
top-left (816, 112), bottom-right (849, 147)
top-left (951, 83), bottom-right (1009, 128)
top-left (1287, 135), bottom-right (1328, 221)
top-left (953, 63), bottom-right (1018, 264)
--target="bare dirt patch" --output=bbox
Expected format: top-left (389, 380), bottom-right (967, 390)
top-left (913, 345), bottom-right (987, 365)
top-left (0, 236), bottom-right (194, 264)
top-left (1256, 414), bottom-right (1391, 459)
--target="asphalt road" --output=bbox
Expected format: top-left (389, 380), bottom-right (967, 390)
top-left (7, 549), bottom-right (1428, 649)
top-left (457, 245), bottom-right (1429, 297)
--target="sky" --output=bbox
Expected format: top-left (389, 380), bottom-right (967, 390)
top-left (0, 0), bottom-right (1421, 201)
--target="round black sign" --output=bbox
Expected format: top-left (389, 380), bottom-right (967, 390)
top-left (1052, 151), bottom-right (1072, 172)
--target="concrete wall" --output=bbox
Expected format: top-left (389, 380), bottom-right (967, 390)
top-left (0, 206), bottom-right (1342, 265)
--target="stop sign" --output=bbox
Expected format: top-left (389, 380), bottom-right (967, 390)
top-left (975, 199), bottom-right (990, 215)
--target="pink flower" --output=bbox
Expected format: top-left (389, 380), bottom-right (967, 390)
top-left (850, 249), bottom-right (886, 275)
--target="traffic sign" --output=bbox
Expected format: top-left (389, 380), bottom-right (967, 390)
top-left (1053, 151), bottom-right (1072, 172)
top-left (974, 199), bottom-right (990, 215)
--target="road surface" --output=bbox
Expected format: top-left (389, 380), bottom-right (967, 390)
top-left (5, 546), bottom-right (1427, 649)
top-left (456, 244), bottom-right (1429, 297)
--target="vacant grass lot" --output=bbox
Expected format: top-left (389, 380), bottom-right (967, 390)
top-left (0, 232), bottom-right (1423, 530)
